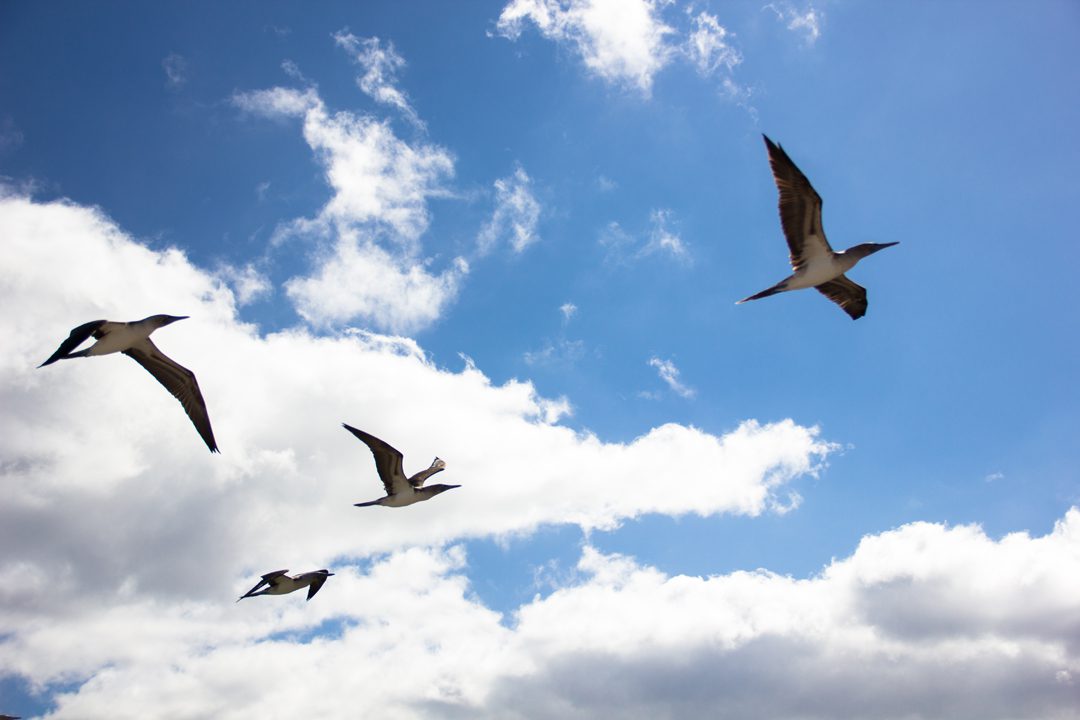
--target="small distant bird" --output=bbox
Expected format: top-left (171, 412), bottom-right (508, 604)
top-left (237, 569), bottom-right (334, 602)
top-left (1, 714), bottom-right (22, 720)
top-left (39, 315), bottom-right (218, 452)
top-left (738, 135), bottom-right (899, 319)
top-left (343, 423), bottom-right (459, 508)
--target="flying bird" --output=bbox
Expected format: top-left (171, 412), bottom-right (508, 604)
top-left (738, 135), bottom-right (899, 319)
top-left (343, 423), bottom-right (460, 508)
top-left (39, 315), bottom-right (218, 452)
top-left (237, 569), bottom-right (334, 602)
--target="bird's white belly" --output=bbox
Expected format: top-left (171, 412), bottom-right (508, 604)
top-left (87, 324), bottom-right (149, 356)
top-left (382, 492), bottom-right (420, 508)
top-left (790, 254), bottom-right (842, 289)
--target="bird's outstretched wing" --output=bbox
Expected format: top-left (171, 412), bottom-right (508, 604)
top-left (124, 339), bottom-right (218, 452)
top-left (815, 275), bottom-right (868, 320)
top-left (38, 320), bottom-right (106, 367)
top-left (306, 573), bottom-right (330, 601)
top-left (409, 458), bottom-right (446, 489)
top-left (342, 424), bottom-right (408, 495)
top-left (239, 569), bottom-right (289, 600)
top-left (763, 135), bottom-right (833, 271)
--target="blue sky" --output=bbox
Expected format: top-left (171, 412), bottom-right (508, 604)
top-left (2, 1), bottom-right (1079, 717)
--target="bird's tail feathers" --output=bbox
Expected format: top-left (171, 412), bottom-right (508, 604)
top-left (737, 280), bottom-right (788, 304)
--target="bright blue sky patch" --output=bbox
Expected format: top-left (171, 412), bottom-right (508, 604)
top-left (1, 1), bottom-right (1079, 717)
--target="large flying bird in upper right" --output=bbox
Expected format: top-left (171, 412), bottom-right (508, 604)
top-left (738, 135), bottom-right (898, 320)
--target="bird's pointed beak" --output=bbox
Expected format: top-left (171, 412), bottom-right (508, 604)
top-left (168, 315), bottom-right (190, 323)
top-left (870, 242), bottom-right (900, 253)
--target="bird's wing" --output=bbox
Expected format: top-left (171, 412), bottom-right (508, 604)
top-left (38, 319), bottom-right (107, 367)
top-left (815, 275), bottom-right (868, 320)
top-left (763, 135), bottom-right (834, 271)
top-left (342, 424), bottom-right (408, 495)
top-left (408, 459), bottom-right (445, 489)
top-left (306, 573), bottom-right (330, 601)
top-left (123, 339), bottom-right (218, 453)
top-left (240, 570), bottom-right (288, 599)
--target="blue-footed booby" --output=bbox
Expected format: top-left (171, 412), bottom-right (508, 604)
top-left (237, 569), bottom-right (334, 602)
top-left (39, 315), bottom-right (218, 452)
top-left (738, 135), bottom-right (899, 319)
top-left (342, 423), bottom-right (459, 508)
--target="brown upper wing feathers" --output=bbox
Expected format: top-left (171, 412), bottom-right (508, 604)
top-left (123, 340), bottom-right (218, 452)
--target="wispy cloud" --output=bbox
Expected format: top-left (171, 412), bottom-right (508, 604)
top-left (600, 209), bottom-right (691, 265)
top-left (478, 166), bottom-right (541, 254)
top-left (162, 52), bottom-right (188, 89)
top-left (334, 32), bottom-right (425, 129)
top-left (0, 116), bottom-right (24, 153)
top-left (648, 356), bottom-right (696, 398)
top-left (524, 338), bottom-right (586, 366)
top-left (683, 10), bottom-right (741, 76)
top-left (766, 2), bottom-right (823, 45)
top-left (496, 0), bottom-right (675, 95)
top-left (560, 302), bottom-right (577, 322)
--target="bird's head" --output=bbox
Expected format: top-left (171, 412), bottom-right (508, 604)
top-left (146, 314), bottom-right (190, 328)
top-left (429, 484), bottom-right (461, 496)
top-left (848, 241), bottom-right (899, 259)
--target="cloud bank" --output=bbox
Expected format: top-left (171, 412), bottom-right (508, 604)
top-left (0, 190), bottom-right (841, 715)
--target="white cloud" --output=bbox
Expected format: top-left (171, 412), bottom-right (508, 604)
top-left (559, 302), bottom-right (577, 322)
top-left (162, 52), bottom-right (188, 89)
top-left (767, 2), bottom-right (823, 45)
top-left (285, 231), bottom-right (469, 333)
top-left (333, 31), bottom-right (425, 130)
top-left (215, 263), bottom-right (272, 306)
top-left (0, 116), bottom-right (24, 152)
top-left (478, 166), bottom-right (541, 254)
top-left (233, 77), bottom-right (463, 331)
top-left (645, 208), bottom-right (690, 262)
top-left (684, 10), bottom-right (741, 76)
top-left (0, 186), bottom-right (828, 605)
top-left (524, 338), bottom-right (586, 367)
top-left (648, 356), bottom-right (695, 399)
top-left (496, 0), bottom-right (675, 94)
top-left (600, 210), bottom-right (690, 265)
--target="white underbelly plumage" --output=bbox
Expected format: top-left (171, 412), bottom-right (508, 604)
top-left (87, 323), bottom-right (151, 356)
top-left (789, 252), bottom-right (844, 289)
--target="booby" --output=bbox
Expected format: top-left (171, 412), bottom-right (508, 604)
top-left (39, 315), bottom-right (218, 452)
top-left (237, 569), bottom-right (334, 602)
top-left (342, 423), bottom-right (460, 508)
top-left (738, 135), bottom-right (899, 319)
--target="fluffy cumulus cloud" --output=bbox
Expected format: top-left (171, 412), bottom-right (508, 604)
top-left (496, 0), bottom-right (675, 94)
top-left (0, 192), bottom-right (841, 715)
top-left (233, 76), bottom-right (465, 333)
top-left (496, 0), bottom-right (747, 98)
top-left (477, 166), bottom-right (541, 255)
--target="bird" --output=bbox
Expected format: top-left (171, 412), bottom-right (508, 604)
top-left (738, 134), bottom-right (899, 319)
top-left (237, 569), bottom-right (334, 602)
top-left (38, 315), bottom-right (218, 452)
top-left (342, 423), bottom-right (460, 508)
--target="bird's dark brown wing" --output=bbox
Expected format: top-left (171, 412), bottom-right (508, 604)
top-left (38, 319), bottom-right (106, 367)
top-left (342, 424), bottom-right (408, 495)
top-left (763, 135), bottom-right (833, 270)
top-left (306, 573), bottom-right (330, 601)
top-left (815, 275), bottom-right (868, 320)
top-left (123, 339), bottom-right (218, 452)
